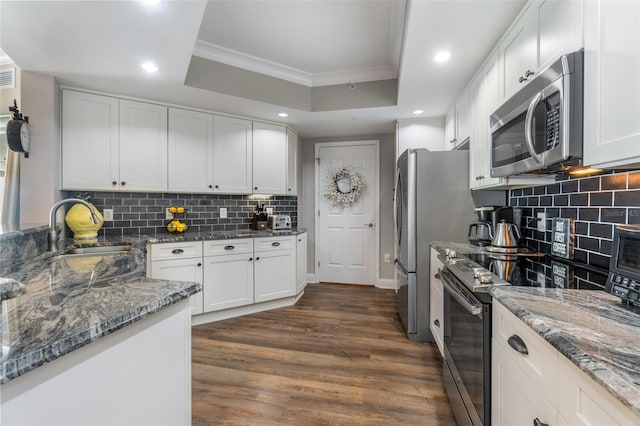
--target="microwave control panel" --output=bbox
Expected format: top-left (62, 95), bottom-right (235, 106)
top-left (607, 272), bottom-right (640, 303)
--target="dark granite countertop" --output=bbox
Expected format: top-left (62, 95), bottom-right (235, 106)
top-left (0, 228), bottom-right (306, 384)
top-left (489, 287), bottom-right (640, 418)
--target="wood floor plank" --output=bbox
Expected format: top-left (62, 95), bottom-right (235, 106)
top-left (192, 283), bottom-right (456, 425)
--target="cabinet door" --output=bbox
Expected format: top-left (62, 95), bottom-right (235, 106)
top-left (500, 5), bottom-right (537, 100)
top-left (150, 258), bottom-right (203, 315)
top-left (557, 354), bottom-right (639, 426)
top-left (536, 0), bottom-right (583, 70)
top-left (213, 115), bottom-right (253, 194)
top-left (203, 253), bottom-right (254, 312)
top-left (168, 108), bottom-right (214, 193)
top-left (119, 100), bottom-right (168, 191)
top-left (254, 249), bottom-right (295, 302)
top-left (584, 0), bottom-right (640, 168)
top-left (455, 88), bottom-right (471, 145)
top-left (61, 90), bottom-right (119, 190)
top-left (286, 128), bottom-right (297, 195)
top-left (469, 71), bottom-right (487, 189)
top-left (444, 107), bottom-right (456, 150)
top-left (253, 122), bottom-right (287, 195)
top-left (429, 248), bottom-right (444, 356)
top-left (296, 233), bottom-right (307, 294)
top-left (492, 339), bottom-right (558, 426)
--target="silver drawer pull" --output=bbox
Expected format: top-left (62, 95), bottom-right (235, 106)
top-left (224, 245), bottom-right (235, 250)
top-left (508, 334), bottom-right (529, 355)
top-left (171, 249), bottom-right (184, 254)
top-left (533, 418), bottom-right (548, 426)
top-left (434, 319), bottom-right (440, 327)
top-left (272, 242), bottom-right (280, 247)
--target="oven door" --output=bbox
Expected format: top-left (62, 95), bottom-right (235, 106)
top-left (441, 267), bottom-right (491, 425)
top-left (490, 76), bottom-right (566, 177)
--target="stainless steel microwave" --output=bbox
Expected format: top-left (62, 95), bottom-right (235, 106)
top-left (607, 224), bottom-right (640, 304)
top-left (489, 50), bottom-right (584, 177)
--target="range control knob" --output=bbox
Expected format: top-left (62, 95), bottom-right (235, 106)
top-left (473, 268), bottom-right (486, 278)
top-left (478, 273), bottom-right (494, 284)
top-left (445, 249), bottom-right (457, 258)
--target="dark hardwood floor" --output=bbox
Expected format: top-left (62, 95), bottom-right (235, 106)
top-left (192, 283), bottom-right (456, 425)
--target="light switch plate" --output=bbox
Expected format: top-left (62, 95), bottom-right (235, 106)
top-left (266, 207), bottom-right (273, 215)
top-left (103, 209), bottom-right (113, 221)
top-left (220, 208), bottom-right (227, 219)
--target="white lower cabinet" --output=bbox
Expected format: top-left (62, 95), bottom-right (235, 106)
top-left (254, 237), bottom-right (296, 303)
top-left (203, 252), bottom-right (254, 311)
top-left (149, 242), bottom-right (204, 315)
top-left (493, 300), bottom-right (640, 426)
top-left (296, 233), bottom-right (307, 294)
top-left (149, 235), bottom-right (299, 319)
top-left (429, 248), bottom-right (445, 357)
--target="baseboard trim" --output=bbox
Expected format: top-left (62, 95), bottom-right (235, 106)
top-left (192, 296), bottom-right (297, 326)
top-left (306, 272), bottom-right (319, 284)
top-left (377, 278), bottom-right (396, 290)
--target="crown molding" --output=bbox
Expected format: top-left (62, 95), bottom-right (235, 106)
top-left (193, 39), bottom-right (398, 88)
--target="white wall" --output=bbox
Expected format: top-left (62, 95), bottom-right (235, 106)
top-left (396, 116), bottom-right (445, 156)
top-left (300, 133), bottom-right (395, 281)
top-left (19, 71), bottom-right (62, 224)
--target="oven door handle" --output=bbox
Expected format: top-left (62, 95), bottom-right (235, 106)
top-left (524, 91), bottom-right (544, 164)
top-left (441, 270), bottom-right (482, 317)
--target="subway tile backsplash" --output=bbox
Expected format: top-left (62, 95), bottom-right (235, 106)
top-left (509, 170), bottom-right (640, 270)
top-left (64, 192), bottom-right (298, 239)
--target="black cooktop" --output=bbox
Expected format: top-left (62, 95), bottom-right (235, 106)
top-left (464, 253), bottom-right (608, 291)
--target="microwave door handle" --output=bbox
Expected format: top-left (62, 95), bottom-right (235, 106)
top-left (524, 91), bottom-right (544, 164)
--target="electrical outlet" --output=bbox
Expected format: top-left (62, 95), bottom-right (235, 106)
top-left (266, 207), bottom-right (273, 215)
top-left (103, 209), bottom-right (113, 221)
top-left (537, 272), bottom-right (546, 286)
top-left (537, 212), bottom-right (547, 232)
top-left (165, 208), bottom-right (173, 220)
top-left (384, 253), bottom-right (391, 263)
top-left (220, 208), bottom-right (227, 219)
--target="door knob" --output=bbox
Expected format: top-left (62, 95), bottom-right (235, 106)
top-left (364, 223), bottom-right (374, 228)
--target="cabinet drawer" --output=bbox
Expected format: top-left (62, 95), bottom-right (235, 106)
top-left (254, 236), bottom-right (294, 252)
top-left (203, 238), bottom-right (253, 257)
top-left (493, 301), bottom-right (558, 405)
top-left (150, 241), bottom-right (203, 261)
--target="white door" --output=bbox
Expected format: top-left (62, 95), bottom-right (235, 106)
top-left (316, 141), bottom-right (378, 285)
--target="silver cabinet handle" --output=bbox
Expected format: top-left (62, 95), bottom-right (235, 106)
top-left (171, 249), bottom-right (184, 254)
top-left (434, 273), bottom-right (440, 280)
top-left (519, 76), bottom-right (528, 83)
top-left (533, 418), bottom-right (548, 426)
top-left (224, 245), bottom-right (235, 250)
top-left (272, 242), bottom-right (280, 247)
top-left (249, 257), bottom-right (253, 261)
top-left (197, 263), bottom-right (202, 267)
top-left (525, 69), bottom-right (535, 77)
top-left (508, 335), bottom-right (529, 355)
top-left (434, 319), bottom-right (440, 327)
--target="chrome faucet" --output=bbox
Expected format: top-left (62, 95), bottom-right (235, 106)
top-left (48, 199), bottom-right (100, 252)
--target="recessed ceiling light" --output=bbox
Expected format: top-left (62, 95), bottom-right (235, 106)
top-left (278, 112), bottom-right (289, 118)
top-left (140, 62), bottom-right (158, 73)
top-left (434, 51), bottom-right (451, 63)
top-left (413, 110), bottom-right (424, 115)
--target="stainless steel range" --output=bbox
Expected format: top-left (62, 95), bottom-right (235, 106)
top-left (439, 248), bottom-right (608, 425)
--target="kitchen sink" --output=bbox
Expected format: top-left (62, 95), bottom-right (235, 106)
top-left (68, 244), bottom-right (131, 255)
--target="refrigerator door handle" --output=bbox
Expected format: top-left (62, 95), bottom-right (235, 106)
top-left (393, 169), bottom-right (402, 251)
top-left (394, 259), bottom-right (408, 277)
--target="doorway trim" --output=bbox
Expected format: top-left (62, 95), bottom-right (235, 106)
top-left (314, 140), bottom-right (380, 287)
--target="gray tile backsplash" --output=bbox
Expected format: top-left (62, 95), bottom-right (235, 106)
top-left (65, 192), bottom-right (298, 238)
top-left (509, 170), bottom-right (640, 270)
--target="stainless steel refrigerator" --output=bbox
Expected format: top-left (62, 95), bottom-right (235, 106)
top-left (394, 148), bottom-right (504, 341)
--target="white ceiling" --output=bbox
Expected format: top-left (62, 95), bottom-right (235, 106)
top-left (0, 0), bottom-right (526, 139)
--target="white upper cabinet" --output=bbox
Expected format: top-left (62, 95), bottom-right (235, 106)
top-left (583, 0), bottom-right (640, 169)
top-left (395, 118), bottom-right (445, 158)
top-left (444, 88), bottom-right (471, 150)
top-left (252, 122), bottom-right (287, 195)
top-left (213, 116), bottom-right (253, 194)
top-left (119, 99), bottom-right (168, 192)
top-left (286, 128), bottom-right (298, 195)
top-left (168, 108), bottom-right (214, 193)
top-left (62, 90), bottom-right (119, 191)
top-left (500, 0), bottom-right (583, 101)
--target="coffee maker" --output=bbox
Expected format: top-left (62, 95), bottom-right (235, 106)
top-left (468, 206), bottom-right (495, 246)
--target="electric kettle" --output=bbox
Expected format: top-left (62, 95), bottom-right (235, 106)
top-left (491, 220), bottom-right (521, 253)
